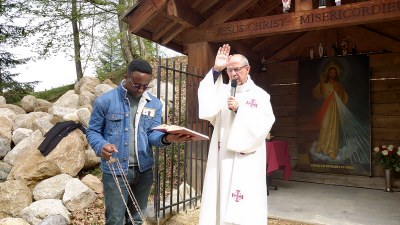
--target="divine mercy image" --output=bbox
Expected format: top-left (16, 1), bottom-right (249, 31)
top-left (297, 56), bottom-right (371, 176)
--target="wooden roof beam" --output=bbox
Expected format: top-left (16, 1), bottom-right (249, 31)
top-left (183, 0), bottom-right (400, 43)
top-left (253, 33), bottom-right (305, 56)
top-left (124, 0), bottom-right (168, 33)
top-left (153, 20), bottom-right (178, 41)
top-left (199, 0), bottom-right (258, 28)
top-left (161, 24), bottom-right (187, 46)
top-left (193, 0), bottom-right (220, 14)
top-left (266, 30), bottom-right (325, 63)
top-left (167, 0), bottom-right (204, 27)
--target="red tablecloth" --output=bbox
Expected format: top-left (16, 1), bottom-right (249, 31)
top-left (266, 140), bottom-right (292, 180)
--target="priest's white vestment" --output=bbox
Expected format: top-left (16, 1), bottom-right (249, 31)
top-left (198, 70), bottom-right (275, 225)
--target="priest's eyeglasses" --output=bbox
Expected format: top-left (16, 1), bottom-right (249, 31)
top-left (128, 78), bottom-right (151, 90)
top-left (226, 65), bottom-right (248, 74)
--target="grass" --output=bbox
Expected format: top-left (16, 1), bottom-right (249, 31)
top-left (31, 84), bottom-right (75, 102)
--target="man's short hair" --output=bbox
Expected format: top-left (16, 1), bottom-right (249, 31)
top-left (127, 59), bottom-right (152, 75)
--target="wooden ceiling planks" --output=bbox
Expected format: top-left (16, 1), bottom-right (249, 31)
top-left (126, 0), bottom-right (167, 33)
top-left (199, 0), bottom-right (257, 28)
top-left (266, 30), bottom-right (326, 63)
top-left (341, 26), bottom-right (400, 53)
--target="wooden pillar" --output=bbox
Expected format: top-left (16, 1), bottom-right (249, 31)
top-left (184, 42), bottom-right (216, 125)
top-left (186, 42), bottom-right (216, 73)
top-left (185, 42), bottom-right (216, 191)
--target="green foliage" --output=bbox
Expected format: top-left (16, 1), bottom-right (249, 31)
top-left (95, 28), bottom-right (126, 81)
top-left (99, 67), bottom-right (126, 85)
top-left (78, 165), bottom-right (102, 180)
top-left (31, 84), bottom-right (74, 102)
top-left (23, 0), bottom-right (94, 59)
top-left (133, 37), bottom-right (158, 61)
top-left (1, 0), bottom-right (38, 104)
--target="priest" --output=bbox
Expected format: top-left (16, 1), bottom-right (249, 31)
top-left (198, 44), bottom-right (275, 225)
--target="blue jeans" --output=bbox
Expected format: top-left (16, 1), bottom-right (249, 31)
top-left (103, 166), bottom-right (153, 225)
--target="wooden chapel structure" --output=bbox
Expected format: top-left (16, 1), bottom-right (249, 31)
top-left (122, 0), bottom-right (400, 190)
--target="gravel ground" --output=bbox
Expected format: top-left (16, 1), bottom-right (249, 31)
top-left (71, 194), bottom-right (313, 225)
top-left (164, 208), bottom-right (313, 225)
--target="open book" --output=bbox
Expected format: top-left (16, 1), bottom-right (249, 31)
top-left (153, 124), bottom-right (209, 141)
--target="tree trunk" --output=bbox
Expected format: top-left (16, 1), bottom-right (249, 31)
top-left (118, 19), bottom-right (135, 64)
top-left (72, 0), bottom-right (83, 81)
top-left (118, 0), bottom-right (136, 64)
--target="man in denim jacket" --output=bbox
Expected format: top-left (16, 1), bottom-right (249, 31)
top-left (87, 59), bottom-right (192, 225)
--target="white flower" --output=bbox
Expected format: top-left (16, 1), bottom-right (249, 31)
top-left (382, 150), bottom-right (389, 156)
top-left (388, 145), bottom-right (394, 151)
top-left (373, 147), bottom-right (380, 153)
top-left (382, 145), bottom-right (387, 148)
top-left (397, 148), bottom-right (400, 156)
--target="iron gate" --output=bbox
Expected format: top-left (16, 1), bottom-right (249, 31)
top-left (152, 57), bottom-right (211, 221)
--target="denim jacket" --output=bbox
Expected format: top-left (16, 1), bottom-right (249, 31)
top-left (86, 81), bottom-right (167, 175)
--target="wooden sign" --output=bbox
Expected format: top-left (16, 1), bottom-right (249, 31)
top-left (183, 0), bottom-right (400, 43)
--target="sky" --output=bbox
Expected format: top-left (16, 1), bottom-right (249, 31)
top-left (12, 46), bottom-right (182, 92)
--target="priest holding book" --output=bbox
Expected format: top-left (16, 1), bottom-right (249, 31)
top-left (198, 44), bottom-right (275, 225)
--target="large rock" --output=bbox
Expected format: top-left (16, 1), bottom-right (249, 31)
top-left (13, 112), bottom-right (52, 131)
top-left (20, 95), bottom-right (38, 113)
top-left (102, 79), bottom-right (117, 88)
top-left (20, 199), bottom-right (70, 225)
top-left (78, 91), bottom-right (95, 107)
top-left (32, 118), bottom-right (54, 136)
top-left (12, 128), bottom-right (33, 145)
top-left (74, 76), bottom-right (100, 94)
top-left (4, 130), bottom-right (43, 166)
top-left (0, 96), bottom-right (6, 106)
top-left (32, 174), bottom-right (73, 201)
top-left (36, 99), bottom-right (52, 107)
top-left (0, 217), bottom-right (30, 225)
top-left (53, 90), bottom-right (79, 109)
top-left (0, 180), bottom-right (32, 218)
top-left (94, 84), bottom-right (113, 97)
top-left (37, 215), bottom-right (68, 225)
top-left (48, 106), bottom-right (77, 124)
top-left (0, 108), bottom-right (16, 121)
top-left (0, 162), bottom-right (12, 182)
top-left (0, 104), bottom-right (26, 115)
top-left (9, 155), bottom-right (62, 188)
top-left (8, 129), bottom-right (87, 187)
top-left (81, 174), bottom-right (103, 193)
top-left (76, 108), bottom-right (91, 128)
top-left (83, 148), bottom-right (101, 170)
top-left (45, 129), bottom-right (87, 177)
top-left (62, 112), bottom-right (79, 122)
top-left (0, 116), bottom-right (13, 158)
top-left (62, 178), bottom-right (96, 211)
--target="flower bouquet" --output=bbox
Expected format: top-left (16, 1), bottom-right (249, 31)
top-left (373, 145), bottom-right (400, 172)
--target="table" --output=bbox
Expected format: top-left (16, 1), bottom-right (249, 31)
top-left (266, 140), bottom-right (292, 193)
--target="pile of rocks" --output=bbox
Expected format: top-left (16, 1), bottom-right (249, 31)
top-left (0, 77), bottom-right (115, 225)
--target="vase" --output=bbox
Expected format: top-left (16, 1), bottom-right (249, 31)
top-left (384, 168), bottom-right (393, 192)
